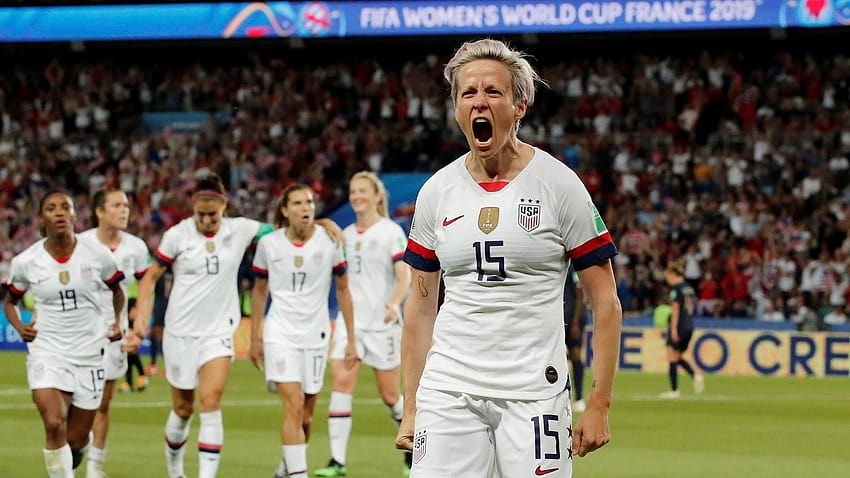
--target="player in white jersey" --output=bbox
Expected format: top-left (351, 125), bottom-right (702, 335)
top-left (133, 174), bottom-right (342, 478)
top-left (79, 188), bottom-right (150, 478)
top-left (316, 172), bottom-right (412, 478)
top-left (395, 40), bottom-right (623, 478)
top-left (249, 184), bottom-right (358, 478)
top-left (3, 191), bottom-right (125, 478)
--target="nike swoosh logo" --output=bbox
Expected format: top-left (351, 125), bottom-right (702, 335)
top-left (535, 466), bottom-right (559, 476)
top-left (442, 215), bottom-right (464, 226)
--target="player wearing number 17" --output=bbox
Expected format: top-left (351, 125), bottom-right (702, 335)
top-left (3, 191), bottom-right (126, 478)
top-left (249, 184), bottom-right (358, 478)
top-left (395, 39), bottom-right (623, 478)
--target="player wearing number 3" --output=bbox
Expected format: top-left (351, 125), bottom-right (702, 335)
top-left (3, 191), bottom-right (126, 478)
top-left (395, 39), bottom-right (623, 477)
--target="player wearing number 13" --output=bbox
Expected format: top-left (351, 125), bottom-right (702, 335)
top-left (3, 191), bottom-right (126, 478)
top-left (395, 39), bottom-right (623, 478)
top-left (133, 174), bottom-right (275, 478)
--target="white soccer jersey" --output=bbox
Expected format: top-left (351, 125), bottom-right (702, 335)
top-left (4, 236), bottom-right (124, 365)
top-left (405, 147), bottom-right (618, 400)
top-left (79, 229), bottom-right (150, 332)
top-left (154, 216), bottom-right (261, 337)
top-left (343, 218), bottom-right (406, 331)
top-left (252, 226), bottom-right (347, 349)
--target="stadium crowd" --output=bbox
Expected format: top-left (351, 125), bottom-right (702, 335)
top-left (1, 42), bottom-right (849, 328)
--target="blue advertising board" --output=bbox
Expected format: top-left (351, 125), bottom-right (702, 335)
top-left (0, 1), bottom-right (847, 42)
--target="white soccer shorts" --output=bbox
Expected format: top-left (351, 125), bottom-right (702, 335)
top-left (104, 340), bottom-right (128, 381)
top-left (163, 332), bottom-right (234, 390)
top-left (410, 387), bottom-right (573, 478)
top-left (263, 343), bottom-right (328, 395)
top-left (330, 322), bottom-right (401, 371)
top-left (27, 354), bottom-right (106, 411)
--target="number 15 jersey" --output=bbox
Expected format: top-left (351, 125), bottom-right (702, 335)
top-left (404, 147), bottom-right (617, 400)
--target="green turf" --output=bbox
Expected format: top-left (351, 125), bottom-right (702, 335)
top-left (1, 350), bottom-right (848, 477)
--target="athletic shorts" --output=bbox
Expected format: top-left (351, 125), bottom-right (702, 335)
top-left (163, 332), bottom-right (234, 390)
top-left (330, 323), bottom-right (401, 371)
top-left (263, 343), bottom-right (328, 395)
top-left (27, 354), bottom-right (106, 411)
top-left (104, 340), bottom-right (128, 381)
top-left (666, 328), bottom-right (694, 353)
top-left (410, 387), bottom-right (572, 478)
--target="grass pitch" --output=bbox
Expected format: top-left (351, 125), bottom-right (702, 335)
top-left (0, 351), bottom-right (847, 477)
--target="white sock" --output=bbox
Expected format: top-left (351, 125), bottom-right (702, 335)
top-left (164, 410), bottom-right (192, 478)
top-left (328, 392), bottom-right (353, 465)
top-left (43, 444), bottom-right (73, 478)
top-left (198, 410), bottom-right (223, 478)
top-left (274, 451), bottom-right (287, 477)
top-left (87, 446), bottom-right (106, 472)
top-left (390, 396), bottom-right (404, 423)
top-left (283, 444), bottom-right (307, 477)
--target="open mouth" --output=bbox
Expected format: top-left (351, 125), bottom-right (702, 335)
top-left (472, 118), bottom-right (493, 143)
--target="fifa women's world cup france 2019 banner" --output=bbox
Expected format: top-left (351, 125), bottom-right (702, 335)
top-left (591, 327), bottom-right (850, 378)
top-left (0, 1), bottom-right (847, 42)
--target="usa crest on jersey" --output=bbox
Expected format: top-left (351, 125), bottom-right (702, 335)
top-left (518, 200), bottom-right (541, 232)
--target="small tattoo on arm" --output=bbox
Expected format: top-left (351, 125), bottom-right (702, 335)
top-left (417, 276), bottom-right (429, 297)
top-left (592, 380), bottom-right (597, 388)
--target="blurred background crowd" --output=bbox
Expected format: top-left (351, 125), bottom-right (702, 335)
top-left (1, 32), bottom-right (849, 328)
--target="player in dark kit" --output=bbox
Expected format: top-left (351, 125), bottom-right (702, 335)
top-left (564, 265), bottom-right (588, 413)
top-left (660, 259), bottom-right (704, 398)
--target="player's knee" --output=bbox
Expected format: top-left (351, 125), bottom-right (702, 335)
top-left (380, 389), bottom-right (400, 407)
top-left (174, 402), bottom-right (194, 418)
top-left (41, 414), bottom-right (65, 437)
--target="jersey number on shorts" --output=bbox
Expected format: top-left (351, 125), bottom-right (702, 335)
top-left (206, 256), bottom-right (220, 275)
top-left (58, 289), bottom-right (78, 311)
top-left (473, 241), bottom-right (506, 281)
top-left (89, 368), bottom-right (105, 391)
top-left (531, 414), bottom-right (561, 459)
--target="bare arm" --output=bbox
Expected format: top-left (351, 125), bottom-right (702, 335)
top-left (573, 259), bottom-right (622, 457)
top-left (4, 294), bottom-right (37, 342)
top-left (133, 261), bottom-right (166, 337)
top-left (334, 271), bottom-right (359, 369)
top-left (384, 261), bottom-right (412, 323)
top-left (249, 277), bottom-right (268, 370)
top-left (395, 268), bottom-right (440, 451)
top-left (106, 283), bottom-right (125, 342)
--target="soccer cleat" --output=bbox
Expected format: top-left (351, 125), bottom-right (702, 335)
top-left (694, 374), bottom-right (705, 394)
top-left (572, 399), bottom-right (586, 413)
top-left (659, 390), bottom-right (680, 399)
top-left (403, 450), bottom-right (412, 476)
top-left (86, 468), bottom-right (108, 478)
top-left (118, 382), bottom-right (132, 393)
top-left (145, 364), bottom-right (158, 375)
top-left (136, 375), bottom-right (149, 391)
top-left (314, 459), bottom-right (346, 477)
top-left (272, 459), bottom-right (287, 478)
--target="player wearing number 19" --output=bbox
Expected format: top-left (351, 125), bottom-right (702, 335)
top-left (132, 174), bottom-right (275, 478)
top-left (3, 191), bottom-right (126, 478)
top-left (249, 184), bottom-right (358, 478)
top-left (396, 39), bottom-right (623, 478)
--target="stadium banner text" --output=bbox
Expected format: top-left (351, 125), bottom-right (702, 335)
top-left (0, 1), bottom-right (847, 42)
top-left (586, 327), bottom-right (850, 378)
top-left (2, 314), bottom-right (848, 377)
